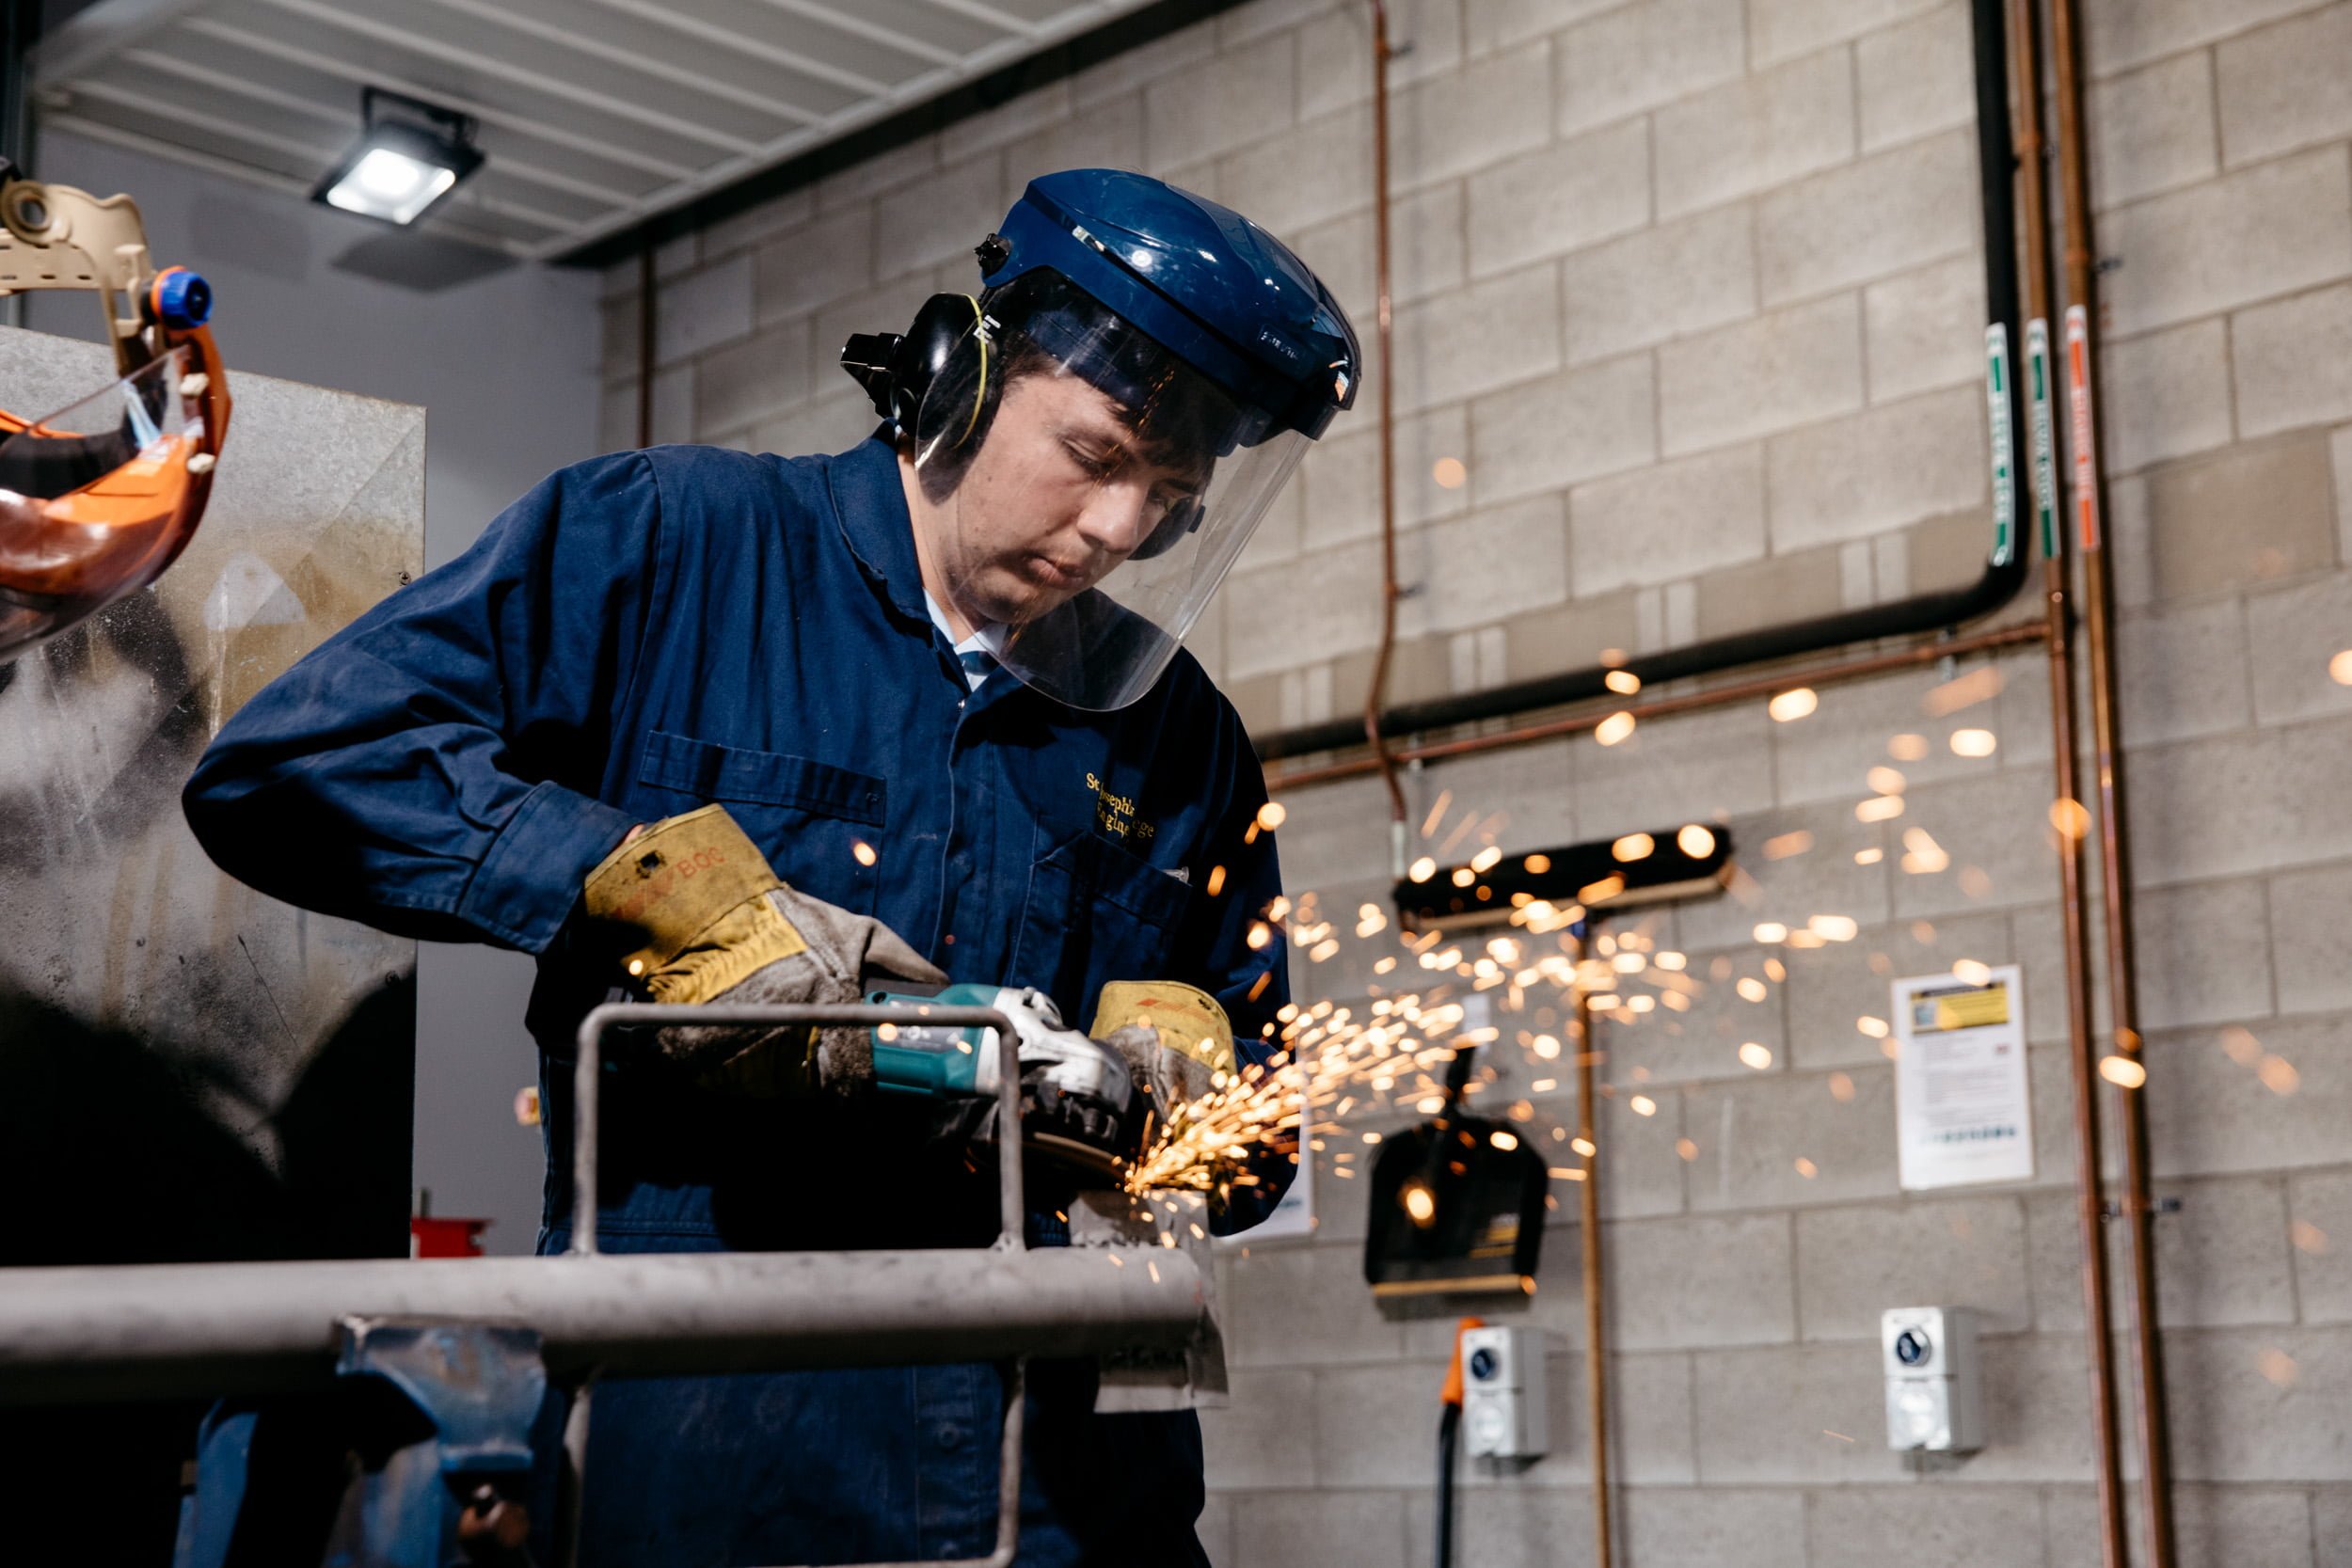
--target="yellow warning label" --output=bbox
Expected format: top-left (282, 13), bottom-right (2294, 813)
top-left (1924, 983), bottom-right (2010, 1032)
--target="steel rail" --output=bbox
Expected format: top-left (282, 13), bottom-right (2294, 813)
top-left (0, 1245), bottom-right (1207, 1408)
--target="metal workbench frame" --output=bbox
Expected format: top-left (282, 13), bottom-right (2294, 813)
top-left (0, 1002), bottom-right (1215, 1568)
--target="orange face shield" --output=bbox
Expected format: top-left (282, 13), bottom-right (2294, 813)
top-left (0, 175), bottom-right (231, 662)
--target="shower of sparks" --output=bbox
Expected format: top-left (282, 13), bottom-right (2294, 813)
top-left (2098, 1054), bottom-right (2147, 1088)
top-left (1124, 673), bottom-right (2033, 1202)
top-left (1901, 828), bottom-right (1950, 874)
top-left (1950, 727), bottom-right (1998, 757)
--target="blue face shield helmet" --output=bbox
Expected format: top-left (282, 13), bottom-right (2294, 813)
top-left (842, 169), bottom-right (1359, 712)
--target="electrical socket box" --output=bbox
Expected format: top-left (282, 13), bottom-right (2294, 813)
top-left (1459, 1325), bottom-right (1549, 1461)
top-left (1882, 1306), bottom-right (1983, 1453)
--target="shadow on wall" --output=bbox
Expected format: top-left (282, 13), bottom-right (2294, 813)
top-left (0, 975), bottom-right (417, 1269)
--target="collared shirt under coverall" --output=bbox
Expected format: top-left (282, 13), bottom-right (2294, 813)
top-left (181, 432), bottom-right (1293, 1567)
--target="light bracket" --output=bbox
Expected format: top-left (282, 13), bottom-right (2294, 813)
top-left (311, 88), bottom-right (483, 228)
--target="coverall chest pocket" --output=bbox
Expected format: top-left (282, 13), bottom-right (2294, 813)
top-left (633, 730), bottom-right (887, 915)
top-left (1010, 824), bottom-right (1192, 1020)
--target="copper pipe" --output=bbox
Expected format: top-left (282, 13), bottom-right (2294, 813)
top-left (636, 243), bottom-right (656, 449)
top-left (2005, 1), bottom-right (2131, 1561)
top-left (2049, 0), bottom-right (2176, 1554)
top-left (1266, 620), bottom-right (2043, 792)
top-left (1571, 930), bottom-right (1613, 1568)
top-left (1360, 0), bottom-right (1408, 871)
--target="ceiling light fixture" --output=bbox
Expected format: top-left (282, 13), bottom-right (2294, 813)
top-left (312, 88), bottom-right (483, 228)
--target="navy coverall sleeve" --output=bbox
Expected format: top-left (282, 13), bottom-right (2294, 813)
top-left (183, 453), bottom-right (658, 954)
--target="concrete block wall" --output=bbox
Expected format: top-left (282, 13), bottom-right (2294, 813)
top-left (599, 0), bottom-right (2352, 1560)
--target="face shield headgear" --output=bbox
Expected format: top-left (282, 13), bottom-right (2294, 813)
top-left (842, 169), bottom-right (1358, 712)
top-left (0, 172), bottom-right (232, 663)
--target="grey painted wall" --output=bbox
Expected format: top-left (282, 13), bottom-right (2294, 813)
top-left (23, 127), bottom-right (603, 1253)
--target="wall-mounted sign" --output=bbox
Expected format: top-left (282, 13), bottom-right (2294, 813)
top-left (1893, 965), bottom-right (2033, 1190)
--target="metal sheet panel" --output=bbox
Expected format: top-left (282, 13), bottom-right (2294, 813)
top-left (0, 325), bottom-right (423, 1270)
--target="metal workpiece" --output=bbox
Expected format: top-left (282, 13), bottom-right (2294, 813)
top-left (0, 1242), bottom-right (1212, 1408)
top-left (1068, 1188), bottom-right (1228, 1412)
top-left (570, 1001), bottom-right (1032, 1254)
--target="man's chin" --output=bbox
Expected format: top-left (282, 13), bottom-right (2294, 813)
top-left (974, 569), bottom-right (1080, 626)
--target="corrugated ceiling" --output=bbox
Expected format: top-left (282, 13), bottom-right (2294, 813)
top-left (32, 0), bottom-right (1156, 259)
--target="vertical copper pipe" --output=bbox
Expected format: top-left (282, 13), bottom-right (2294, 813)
top-left (2008, 0), bottom-right (2129, 1561)
top-left (636, 243), bottom-right (656, 449)
top-left (1571, 929), bottom-right (1613, 1568)
top-left (1361, 1), bottom-right (1408, 873)
top-left (2048, 0), bottom-right (2176, 1557)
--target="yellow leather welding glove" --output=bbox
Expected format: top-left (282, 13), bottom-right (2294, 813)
top-left (582, 805), bottom-right (944, 1095)
top-left (1091, 979), bottom-right (1237, 1129)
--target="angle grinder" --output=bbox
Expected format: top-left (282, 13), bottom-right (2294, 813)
top-left (864, 982), bottom-right (1138, 1180)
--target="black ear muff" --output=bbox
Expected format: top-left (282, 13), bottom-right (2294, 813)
top-left (838, 293), bottom-right (984, 431)
top-left (1128, 495), bottom-right (1205, 561)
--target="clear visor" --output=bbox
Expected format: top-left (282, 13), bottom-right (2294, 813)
top-left (910, 305), bottom-right (1308, 712)
top-left (0, 348), bottom-right (210, 660)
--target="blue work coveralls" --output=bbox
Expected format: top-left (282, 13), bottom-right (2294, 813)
top-left (181, 433), bottom-right (1292, 1566)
